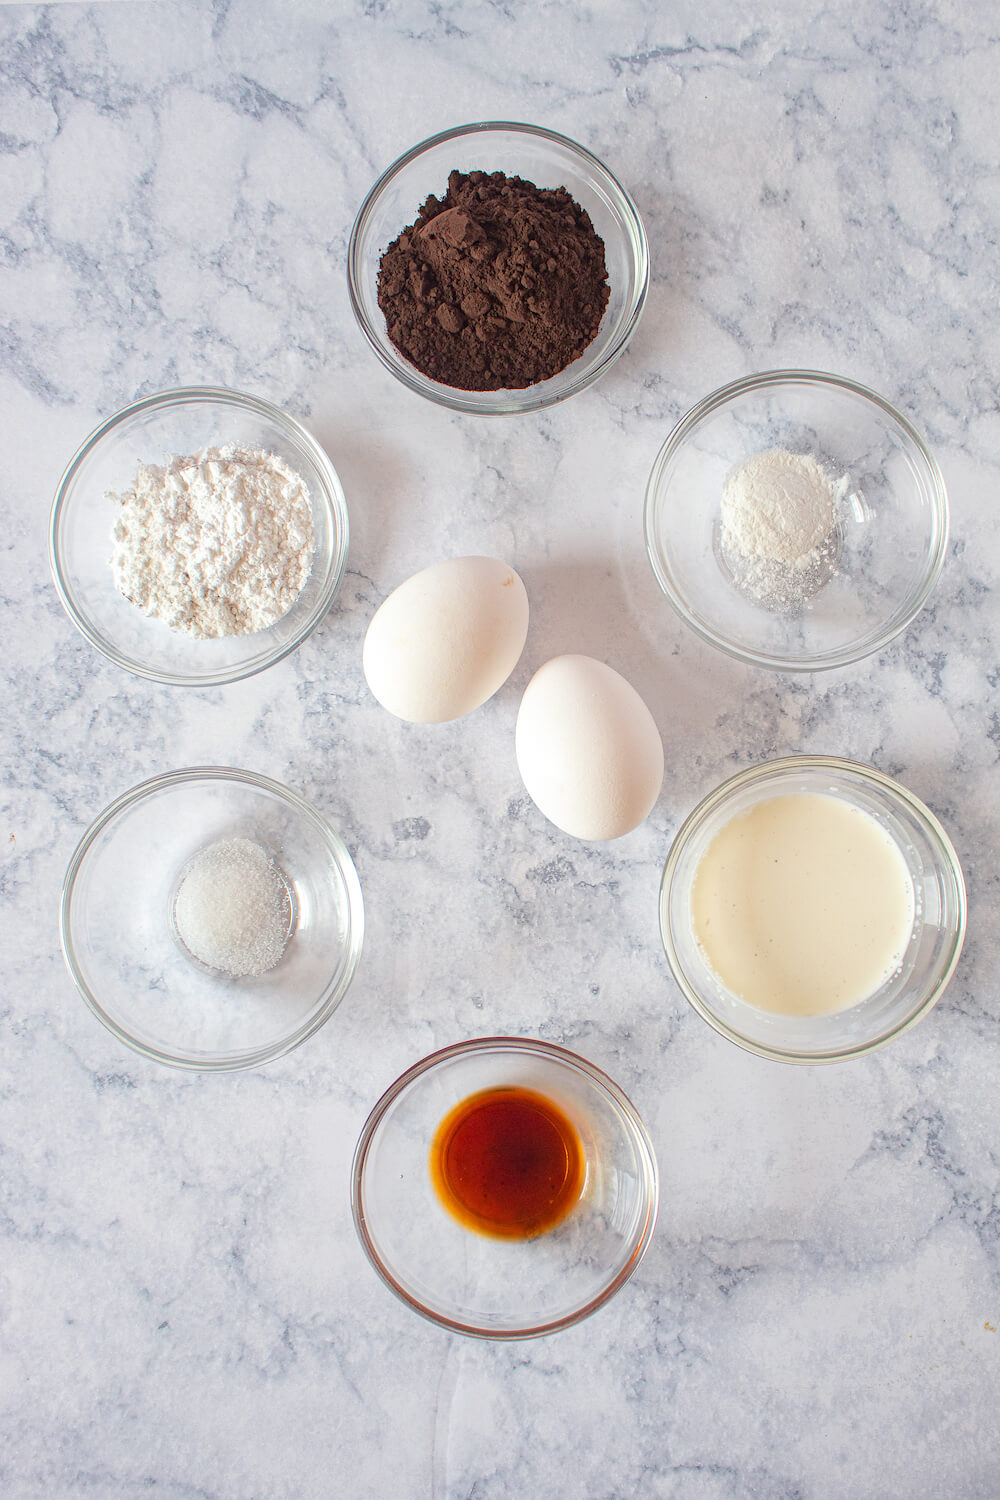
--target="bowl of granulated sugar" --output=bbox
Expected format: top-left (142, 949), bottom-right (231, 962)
top-left (644, 370), bottom-right (949, 672)
top-left (61, 767), bottom-right (365, 1071)
top-left (49, 387), bottom-right (349, 686)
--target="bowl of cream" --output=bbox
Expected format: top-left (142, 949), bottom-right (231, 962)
top-left (659, 756), bottom-right (966, 1063)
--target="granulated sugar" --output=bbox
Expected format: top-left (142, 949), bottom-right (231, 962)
top-left (719, 447), bottom-right (841, 612)
top-left (174, 837), bottom-right (292, 978)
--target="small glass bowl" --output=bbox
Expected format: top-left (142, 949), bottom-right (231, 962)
top-left (49, 387), bottom-right (349, 686)
top-left (61, 768), bottom-right (365, 1071)
top-left (352, 1037), bottom-right (658, 1338)
top-left (660, 756), bottom-right (966, 1064)
top-left (644, 371), bottom-right (949, 671)
top-left (348, 121), bottom-right (648, 414)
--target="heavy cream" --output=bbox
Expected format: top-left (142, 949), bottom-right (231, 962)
top-left (691, 792), bottom-right (914, 1015)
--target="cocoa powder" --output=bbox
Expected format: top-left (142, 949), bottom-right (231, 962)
top-left (376, 169), bottom-right (610, 392)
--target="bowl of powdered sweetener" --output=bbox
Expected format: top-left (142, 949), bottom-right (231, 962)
top-left (61, 767), bottom-right (365, 1070)
top-left (49, 387), bottom-right (349, 686)
top-left (644, 370), bottom-right (949, 672)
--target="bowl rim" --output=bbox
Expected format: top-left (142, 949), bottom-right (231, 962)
top-left (48, 385), bottom-right (350, 687)
top-left (351, 1034), bottom-right (660, 1339)
top-left (643, 368), bottom-right (950, 672)
top-left (659, 754), bottom-right (967, 1064)
top-left (347, 119), bottom-right (649, 415)
top-left (60, 765), bottom-right (365, 1071)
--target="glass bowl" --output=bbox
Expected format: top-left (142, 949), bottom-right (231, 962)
top-left (352, 1037), bottom-right (658, 1338)
top-left (348, 121), bottom-right (648, 414)
top-left (61, 768), bottom-right (365, 1071)
top-left (644, 371), bottom-right (949, 671)
top-left (660, 756), bottom-right (966, 1064)
top-left (49, 387), bottom-right (349, 686)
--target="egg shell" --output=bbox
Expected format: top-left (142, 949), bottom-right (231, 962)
top-left (515, 654), bottom-right (664, 840)
top-left (363, 556), bottom-right (529, 723)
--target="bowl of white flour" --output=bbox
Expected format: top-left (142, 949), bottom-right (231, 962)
top-left (49, 387), bottom-right (349, 685)
top-left (643, 370), bottom-right (948, 671)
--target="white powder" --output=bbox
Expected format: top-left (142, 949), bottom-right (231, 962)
top-left (174, 837), bottom-right (292, 978)
top-left (109, 445), bottom-right (315, 638)
top-left (719, 447), bottom-right (841, 612)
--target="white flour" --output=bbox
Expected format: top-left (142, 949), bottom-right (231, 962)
top-left (719, 446), bottom-right (841, 612)
top-left (109, 445), bottom-right (315, 638)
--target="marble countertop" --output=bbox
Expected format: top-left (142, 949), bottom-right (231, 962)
top-left (2, 1), bottom-right (998, 1495)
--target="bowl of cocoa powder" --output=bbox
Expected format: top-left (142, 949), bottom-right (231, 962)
top-left (348, 122), bottom-right (648, 414)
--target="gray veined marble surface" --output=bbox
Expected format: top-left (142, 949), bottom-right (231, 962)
top-left (2, 0), bottom-right (999, 1496)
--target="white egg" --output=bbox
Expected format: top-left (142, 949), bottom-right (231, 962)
top-left (363, 556), bottom-right (529, 723)
top-left (515, 654), bottom-right (664, 840)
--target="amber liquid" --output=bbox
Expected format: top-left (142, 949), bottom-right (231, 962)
top-left (430, 1086), bottom-right (586, 1240)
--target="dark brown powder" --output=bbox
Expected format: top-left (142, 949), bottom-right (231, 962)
top-left (376, 169), bottom-right (610, 392)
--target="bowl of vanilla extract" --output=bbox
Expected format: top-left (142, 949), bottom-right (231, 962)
top-left (351, 1036), bottom-right (659, 1339)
